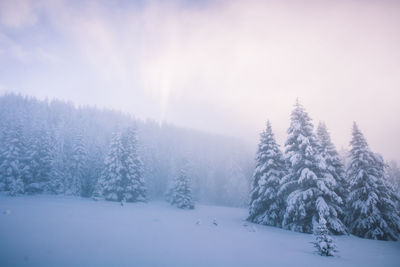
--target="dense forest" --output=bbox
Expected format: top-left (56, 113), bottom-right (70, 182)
top-left (0, 94), bottom-right (252, 206)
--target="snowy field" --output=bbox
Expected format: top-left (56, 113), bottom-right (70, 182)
top-left (0, 195), bottom-right (399, 267)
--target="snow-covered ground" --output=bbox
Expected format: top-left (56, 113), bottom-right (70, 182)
top-left (0, 195), bottom-right (399, 267)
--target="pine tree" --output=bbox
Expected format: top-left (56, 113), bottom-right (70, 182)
top-left (345, 123), bottom-right (400, 240)
top-left (313, 217), bottom-right (337, 256)
top-left (25, 127), bottom-right (54, 194)
top-left (375, 155), bottom-right (400, 214)
top-left (121, 127), bottom-right (146, 202)
top-left (82, 145), bottom-right (104, 197)
top-left (47, 128), bottom-right (64, 194)
top-left (66, 132), bottom-right (87, 196)
top-left (387, 161), bottom-right (400, 192)
top-left (165, 175), bottom-right (177, 203)
top-left (97, 127), bottom-right (146, 202)
top-left (171, 168), bottom-right (194, 209)
top-left (0, 123), bottom-right (25, 195)
top-left (248, 121), bottom-right (286, 226)
top-left (316, 122), bottom-right (348, 232)
top-left (280, 101), bottom-right (346, 234)
top-left (98, 130), bottom-right (125, 201)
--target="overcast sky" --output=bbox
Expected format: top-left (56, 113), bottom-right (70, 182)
top-left (1, 0), bottom-right (399, 161)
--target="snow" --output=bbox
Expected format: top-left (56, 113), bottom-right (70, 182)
top-left (0, 195), bottom-right (399, 267)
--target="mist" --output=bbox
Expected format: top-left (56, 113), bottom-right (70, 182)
top-left (1, 0), bottom-right (399, 162)
top-left (2, 1), bottom-right (400, 266)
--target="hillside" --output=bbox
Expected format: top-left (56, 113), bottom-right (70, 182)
top-left (0, 195), bottom-right (399, 267)
top-left (0, 94), bottom-right (252, 206)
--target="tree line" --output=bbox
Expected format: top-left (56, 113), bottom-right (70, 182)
top-left (0, 94), bottom-right (399, 240)
top-left (248, 101), bottom-right (400, 241)
top-left (0, 94), bottom-right (251, 206)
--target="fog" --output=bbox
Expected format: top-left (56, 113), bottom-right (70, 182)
top-left (1, 2), bottom-right (400, 264)
top-left (1, 0), bottom-right (399, 161)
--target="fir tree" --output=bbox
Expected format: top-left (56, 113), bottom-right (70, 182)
top-left (280, 101), bottom-right (346, 234)
top-left (165, 175), bottom-right (176, 203)
top-left (171, 168), bottom-right (194, 209)
top-left (346, 123), bottom-right (400, 240)
top-left (248, 121), bottom-right (286, 226)
top-left (316, 122), bottom-right (348, 230)
top-left (313, 217), bottom-right (337, 256)
top-left (375, 155), bottom-right (400, 214)
top-left (82, 145), bottom-right (104, 197)
top-left (0, 123), bottom-right (25, 195)
top-left (66, 132), bottom-right (87, 196)
top-left (98, 127), bottom-right (146, 202)
top-left (47, 129), bottom-right (65, 194)
top-left (121, 127), bottom-right (146, 202)
top-left (25, 127), bottom-right (54, 193)
top-left (387, 161), bottom-right (400, 193)
top-left (98, 130), bottom-right (125, 201)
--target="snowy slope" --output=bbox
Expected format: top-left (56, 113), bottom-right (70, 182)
top-left (0, 195), bottom-right (399, 267)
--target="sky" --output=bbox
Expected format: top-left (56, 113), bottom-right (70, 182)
top-left (0, 0), bottom-right (400, 162)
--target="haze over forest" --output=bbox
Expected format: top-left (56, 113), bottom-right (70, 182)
top-left (2, 1), bottom-right (400, 266)
top-left (1, 0), bottom-right (400, 163)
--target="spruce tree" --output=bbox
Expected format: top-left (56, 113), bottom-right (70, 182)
top-left (47, 130), bottom-right (65, 194)
top-left (313, 217), bottom-right (337, 256)
top-left (346, 123), bottom-right (400, 240)
top-left (99, 130), bottom-right (125, 201)
top-left (82, 145), bottom-right (104, 197)
top-left (98, 127), bottom-right (146, 202)
top-left (171, 168), bottom-right (194, 209)
top-left (121, 127), bottom-right (146, 202)
top-left (280, 101), bottom-right (346, 234)
top-left (67, 132), bottom-right (87, 196)
top-left (0, 123), bottom-right (25, 195)
top-left (316, 122), bottom-right (348, 230)
top-left (25, 127), bottom-right (54, 193)
top-left (387, 161), bottom-right (400, 192)
top-left (165, 175), bottom-right (176, 203)
top-left (375, 155), bottom-right (400, 214)
top-left (248, 121), bottom-right (286, 226)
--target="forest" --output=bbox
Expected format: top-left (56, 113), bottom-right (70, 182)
top-left (1, 93), bottom-right (400, 244)
top-left (0, 94), bottom-right (252, 206)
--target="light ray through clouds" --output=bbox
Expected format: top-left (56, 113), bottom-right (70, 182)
top-left (0, 0), bottom-right (400, 161)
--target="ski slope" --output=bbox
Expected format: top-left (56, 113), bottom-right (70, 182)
top-left (0, 195), bottom-right (399, 267)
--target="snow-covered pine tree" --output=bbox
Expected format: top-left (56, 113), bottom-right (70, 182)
top-left (47, 128), bottom-right (65, 194)
top-left (66, 132), bottom-right (87, 196)
top-left (313, 217), bottom-right (337, 256)
top-left (316, 122), bottom-right (348, 229)
top-left (346, 123), bottom-right (400, 240)
top-left (47, 156), bottom-right (64, 194)
top-left (387, 161), bottom-right (400, 193)
top-left (0, 123), bottom-right (25, 195)
top-left (279, 101), bottom-right (346, 234)
top-left (171, 168), bottom-right (194, 209)
top-left (25, 127), bottom-right (54, 194)
top-left (248, 121), bottom-right (286, 226)
top-left (375, 154), bottom-right (400, 215)
top-left (98, 129), bottom-right (125, 201)
top-left (81, 145), bottom-right (104, 197)
top-left (165, 175), bottom-right (177, 203)
top-left (121, 126), bottom-right (146, 202)
top-left (97, 127), bottom-right (146, 202)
